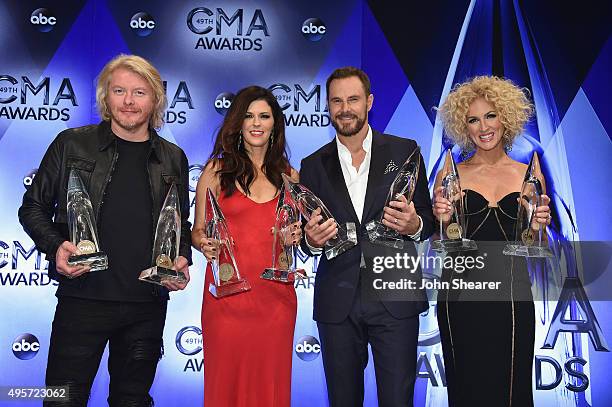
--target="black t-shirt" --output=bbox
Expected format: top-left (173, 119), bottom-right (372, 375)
top-left (61, 136), bottom-right (158, 301)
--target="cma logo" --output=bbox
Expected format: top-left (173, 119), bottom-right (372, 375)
top-left (295, 335), bottom-right (321, 361)
top-left (268, 84), bottom-right (330, 127)
top-left (188, 164), bottom-right (203, 193)
top-left (0, 76), bottom-right (77, 106)
top-left (187, 7), bottom-right (269, 51)
top-left (0, 240), bottom-right (47, 270)
top-left (187, 7), bottom-right (269, 36)
top-left (163, 80), bottom-right (194, 124)
top-left (0, 76), bottom-right (76, 121)
top-left (12, 333), bottom-right (40, 360)
top-left (214, 92), bottom-right (234, 115)
top-left (530, 277), bottom-right (610, 393)
top-left (176, 326), bottom-right (202, 356)
top-left (268, 84), bottom-right (327, 113)
top-left (130, 12), bottom-right (156, 37)
top-left (23, 169), bottom-right (37, 189)
top-left (30, 8), bottom-right (56, 32)
top-left (301, 18), bottom-right (326, 41)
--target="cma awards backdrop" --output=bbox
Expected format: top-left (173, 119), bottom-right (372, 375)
top-left (1, 0), bottom-right (611, 406)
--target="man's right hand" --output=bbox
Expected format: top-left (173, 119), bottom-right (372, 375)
top-left (55, 241), bottom-right (90, 278)
top-left (304, 207), bottom-right (337, 248)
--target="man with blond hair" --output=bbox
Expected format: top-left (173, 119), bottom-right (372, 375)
top-left (18, 54), bottom-right (192, 406)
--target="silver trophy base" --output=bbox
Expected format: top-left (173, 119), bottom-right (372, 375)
top-left (209, 279), bottom-right (251, 298)
top-left (431, 238), bottom-right (478, 253)
top-left (365, 220), bottom-right (405, 249)
top-left (67, 252), bottom-right (108, 272)
top-left (503, 244), bottom-right (554, 258)
top-left (139, 265), bottom-right (187, 286)
top-left (261, 268), bottom-right (307, 283)
top-left (325, 222), bottom-right (358, 260)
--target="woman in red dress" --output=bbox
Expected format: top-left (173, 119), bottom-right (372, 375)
top-left (191, 86), bottom-right (301, 407)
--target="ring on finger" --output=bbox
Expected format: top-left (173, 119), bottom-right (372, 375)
top-left (394, 218), bottom-right (398, 224)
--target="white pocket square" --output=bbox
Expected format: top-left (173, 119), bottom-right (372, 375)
top-left (384, 160), bottom-right (399, 174)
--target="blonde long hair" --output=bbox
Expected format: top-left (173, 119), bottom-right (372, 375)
top-left (96, 54), bottom-right (167, 129)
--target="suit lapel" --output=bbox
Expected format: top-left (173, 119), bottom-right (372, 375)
top-left (362, 131), bottom-right (389, 222)
top-left (321, 141), bottom-right (360, 224)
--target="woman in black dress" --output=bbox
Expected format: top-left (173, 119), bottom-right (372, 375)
top-left (433, 76), bottom-right (552, 406)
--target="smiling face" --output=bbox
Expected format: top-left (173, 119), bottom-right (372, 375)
top-left (328, 76), bottom-right (372, 137)
top-left (241, 99), bottom-right (274, 151)
top-left (106, 67), bottom-right (155, 136)
top-left (466, 97), bottom-right (505, 152)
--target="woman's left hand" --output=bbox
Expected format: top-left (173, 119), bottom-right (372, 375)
top-left (531, 194), bottom-right (552, 230)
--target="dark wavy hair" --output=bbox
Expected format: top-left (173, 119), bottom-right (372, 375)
top-left (208, 85), bottom-right (289, 196)
top-left (326, 66), bottom-right (371, 98)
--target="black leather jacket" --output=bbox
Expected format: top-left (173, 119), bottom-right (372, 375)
top-left (18, 121), bottom-right (192, 279)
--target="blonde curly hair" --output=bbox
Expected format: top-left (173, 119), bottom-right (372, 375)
top-left (438, 76), bottom-right (534, 151)
top-left (96, 54), bottom-right (167, 129)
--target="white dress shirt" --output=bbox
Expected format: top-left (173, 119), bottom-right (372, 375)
top-left (336, 126), bottom-right (373, 223)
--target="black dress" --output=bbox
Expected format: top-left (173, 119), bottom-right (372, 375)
top-left (437, 189), bottom-right (535, 407)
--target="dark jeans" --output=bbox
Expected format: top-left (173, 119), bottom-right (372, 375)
top-left (44, 296), bottom-right (167, 407)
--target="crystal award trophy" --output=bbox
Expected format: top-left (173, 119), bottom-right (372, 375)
top-left (66, 169), bottom-right (108, 271)
top-left (431, 150), bottom-right (477, 252)
top-left (365, 147), bottom-right (421, 249)
top-left (206, 188), bottom-right (251, 297)
top-left (504, 152), bottom-right (553, 257)
top-left (261, 184), bottom-right (307, 283)
top-left (139, 184), bottom-right (187, 285)
top-left (282, 174), bottom-right (357, 260)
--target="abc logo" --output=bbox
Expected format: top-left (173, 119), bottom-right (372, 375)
top-left (130, 12), bottom-right (156, 37)
top-left (301, 18), bottom-right (326, 42)
top-left (214, 92), bottom-right (234, 115)
top-left (23, 169), bottom-right (38, 189)
top-left (295, 335), bottom-right (321, 361)
top-left (175, 326), bottom-right (203, 356)
top-left (12, 333), bottom-right (40, 360)
top-left (30, 8), bottom-right (57, 32)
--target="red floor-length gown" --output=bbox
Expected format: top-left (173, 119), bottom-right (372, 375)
top-left (202, 189), bottom-right (297, 407)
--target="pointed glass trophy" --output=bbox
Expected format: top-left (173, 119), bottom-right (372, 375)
top-left (261, 184), bottom-right (307, 283)
top-left (139, 184), bottom-right (187, 285)
top-left (66, 169), bottom-right (108, 271)
top-left (365, 147), bottom-right (421, 249)
top-left (282, 174), bottom-right (357, 260)
top-left (205, 188), bottom-right (251, 297)
top-left (431, 150), bottom-right (477, 252)
top-left (504, 152), bottom-right (553, 257)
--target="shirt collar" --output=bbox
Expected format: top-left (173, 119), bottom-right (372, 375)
top-left (335, 125), bottom-right (373, 159)
top-left (97, 120), bottom-right (162, 162)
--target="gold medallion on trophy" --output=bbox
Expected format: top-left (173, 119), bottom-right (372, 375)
top-left (219, 263), bottom-right (235, 282)
top-left (156, 254), bottom-right (173, 269)
top-left (278, 252), bottom-right (292, 269)
top-left (77, 240), bottom-right (96, 255)
top-left (446, 223), bottom-right (462, 240)
top-left (521, 229), bottom-right (534, 245)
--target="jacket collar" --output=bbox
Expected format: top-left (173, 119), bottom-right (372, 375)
top-left (97, 120), bottom-right (162, 162)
